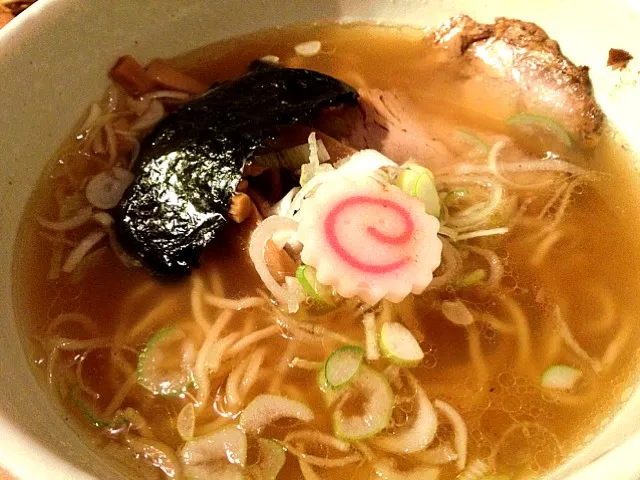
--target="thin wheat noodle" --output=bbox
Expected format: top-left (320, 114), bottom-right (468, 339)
top-left (508, 197), bottom-right (535, 228)
top-left (289, 357), bottom-right (323, 370)
top-left (103, 371), bottom-right (138, 418)
top-left (239, 347), bottom-right (266, 399)
top-left (481, 313), bottom-right (516, 335)
top-left (190, 274), bottom-right (211, 332)
top-left (283, 443), bottom-right (361, 468)
top-left (210, 269), bottom-right (226, 297)
top-left (225, 355), bottom-right (251, 412)
top-left (584, 286), bottom-right (616, 334)
top-left (75, 362), bottom-right (99, 400)
top-left (48, 336), bottom-right (112, 351)
top-left (538, 180), bottom-right (570, 219)
top-left (601, 322), bottom-right (632, 371)
top-left (436, 157), bottom-right (586, 177)
top-left (553, 305), bottom-right (601, 373)
top-left (203, 293), bottom-right (267, 310)
top-left (119, 407), bottom-right (156, 439)
top-left (62, 230), bottom-right (106, 273)
top-left (127, 298), bottom-right (179, 341)
top-left (488, 141), bottom-right (556, 190)
top-left (38, 205), bottom-right (93, 231)
top-left (268, 340), bottom-right (297, 393)
top-left (224, 325), bottom-right (280, 359)
top-left (530, 229), bottom-right (565, 266)
top-left (501, 296), bottom-right (532, 372)
top-left (434, 399), bottom-right (468, 470)
top-left (205, 331), bottom-right (240, 372)
top-left (489, 422), bottom-right (562, 467)
top-left (285, 429), bottom-right (351, 452)
top-left (46, 313), bottom-right (99, 337)
top-left (468, 325), bottom-right (488, 383)
top-left (193, 311), bottom-right (236, 405)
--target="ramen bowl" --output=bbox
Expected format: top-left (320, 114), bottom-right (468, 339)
top-left (1, 0), bottom-right (640, 478)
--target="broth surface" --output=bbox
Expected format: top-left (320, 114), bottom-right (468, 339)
top-left (13, 22), bottom-right (640, 479)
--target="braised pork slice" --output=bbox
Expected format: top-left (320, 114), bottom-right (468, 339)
top-left (429, 15), bottom-right (604, 147)
top-left (313, 89), bottom-right (455, 169)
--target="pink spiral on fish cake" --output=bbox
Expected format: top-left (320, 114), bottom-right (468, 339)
top-left (323, 196), bottom-right (414, 274)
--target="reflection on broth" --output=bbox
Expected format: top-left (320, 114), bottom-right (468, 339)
top-left (12, 21), bottom-right (640, 480)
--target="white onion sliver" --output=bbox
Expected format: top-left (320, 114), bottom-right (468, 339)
top-left (285, 275), bottom-right (305, 313)
top-left (249, 215), bottom-right (299, 305)
top-left (269, 187), bottom-right (301, 218)
top-left (38, 206), bottom-right (93, 231)
top-left (85, 167), bottom-right (135, 210)
top-left (456, 227), bottom-right (508, 241)
top-left (80, 103), bottom-right (102, 132)
top-left (434, 399), bottom-right (468, 471)
top-left (141, 90), bottom-right (190, 102)
top-left (362, 313), bottom-right (380, 361)
top-left (441, 300), bottom-right (475, 326)
top-left (260, 55), bottom-right (280, 64)
top-left (93, 211), bottom-right (115, 227)
top-left (62, 230), bottom-right (106, 273)
top-left (131, 99), bottom-right (165, 131)
top-left (287, 149), bottom-right (396, 217)
top-left (295, 40), bottom-right (322, 57)
top-left (414, 444), bottom-right (458, 465)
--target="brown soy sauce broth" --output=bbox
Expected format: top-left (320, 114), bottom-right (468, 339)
top-left (12, 22), bottom-right (640, 479)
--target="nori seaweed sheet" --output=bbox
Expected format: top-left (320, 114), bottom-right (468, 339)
top-left (115, 67), bottom-right (358, 276)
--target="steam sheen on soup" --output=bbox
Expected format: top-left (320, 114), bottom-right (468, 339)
top-left (12, 21), bottom-right (640, 480)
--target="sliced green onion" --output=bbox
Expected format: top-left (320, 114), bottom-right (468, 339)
top-left (137, 327), bottom-right (194, 396)
top-left (379, 322), bottom-right (424, 367)
top-left (455, 130), bottom-right (489, 157)
top-left (317, 368), bottom-right (348, 408)
top-left (332, 366), bottom-right (394, 440)
top-left (458, 268), bottom-right (487, 287)
top-left (396, 163), bottom-right (440, 217)
top-left (507, 113), bottom-right (572, 148)
top-left (541, 364), bottom-right (583, 390)
top-left (239, 394), bottom-right (314, 435)
top-left (247, 438), bottom-right (286, 480)
top-left (177, 402), bottom-right (195, 441)
top-left (70, 385), bottom-right (112, 428)
top-left (324, 346), bottom-right (365, 388)
top-left (180, 425), bottom-right (247, 479)
top-left (296, 264), bottom-right (335, 306)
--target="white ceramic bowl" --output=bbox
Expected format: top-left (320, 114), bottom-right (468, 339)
top-left (2, 0), bottom-right (640, 478)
